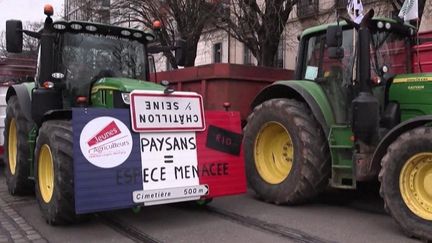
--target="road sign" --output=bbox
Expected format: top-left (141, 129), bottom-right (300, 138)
top-left (133, 185), bottom-right (209, 205)
top-left (130, 90), bottom-right (205, 132)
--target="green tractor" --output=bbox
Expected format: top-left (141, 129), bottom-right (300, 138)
top-left (3, 7), bottom-right (184, 223)
top-left (244, 9), bottom-right (431, 240)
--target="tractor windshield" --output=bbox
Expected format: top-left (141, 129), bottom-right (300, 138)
top-left (61, 32), bottom-right (147, 97)
top-left (370, 29), bottom-right (408, 78)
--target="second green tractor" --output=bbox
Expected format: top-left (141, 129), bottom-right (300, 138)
top-left (244, 10), bottom-right (432, 241)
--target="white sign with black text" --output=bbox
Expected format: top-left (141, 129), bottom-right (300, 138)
top-left (133, 185), bottom-right (208, 205)
top-left (135, 132), bottom-right (206, 205)
top-left (130, 90), bottom-right (205, 133)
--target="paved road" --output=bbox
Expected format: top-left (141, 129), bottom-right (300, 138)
top-left (0, 164), bottom-right (423, 243)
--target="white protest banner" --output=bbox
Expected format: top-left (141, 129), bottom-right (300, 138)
top-left (398, 0), bottom-right (418, 21)
top-left (347, 0), bottom-right (364, 24)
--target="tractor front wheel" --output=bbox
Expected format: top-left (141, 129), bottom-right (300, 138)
top-left (4, 96), bottom-right (33, 195)
top-left (243, 99), bottom-right (330, 204)
top-left (34, 120), bottom-right (80, 225)
top-left (380, 127), bottom-right (432, 241)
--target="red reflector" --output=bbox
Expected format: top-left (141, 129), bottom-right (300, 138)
top-left (76, 96), bottom-right (87, 104)
top-left (43, 81), bottom-right (54, 89)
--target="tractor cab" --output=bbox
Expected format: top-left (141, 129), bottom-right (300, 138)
top-left (296, 16), bottom-right (416, 127)
top-left (51, 21), bottom-right (153, 105)
top-left (5, 6), bottom-right (170, 124)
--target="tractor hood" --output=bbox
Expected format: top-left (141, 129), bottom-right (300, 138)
top-left (390, 73), bottom-right (432, 104)
top-left (91, 77), bottom-right (165, 94)
top-left (389, 73), bottom-right (432, 121)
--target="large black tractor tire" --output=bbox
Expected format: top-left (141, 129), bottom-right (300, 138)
top-left (4, 96), bottom-right (33, 195)
top-left (34, 120), bottom-right (82, 225)
top-left (243, 98), bottom-right (330, 204)
top-left (379, 127), bottom-right (432, 241)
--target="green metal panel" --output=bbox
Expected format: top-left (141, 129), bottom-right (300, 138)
top-left (276, 80), bottom-right (335, 127)
top-left (91, 77), bottom-right (164, 93)
top-left (92, 89), bottom-right (115, 108)
top-left (389, 73), bottom-right (432, 121)
top-left (328, 125), bottom-right (355, 189)
top-left (28, 126), bottom-right (37, 178)
top-left (91, 78), bottom-right (165, 108)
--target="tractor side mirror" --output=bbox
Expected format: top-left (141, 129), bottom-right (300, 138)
top-left (175, 39), bottom-right (186, 67)
top-left (326, 25), bottom-right (344, 59)
top-left (326, 25), bottom-right (343, 48)
top-left (6, 20), bottom-right (23, 53)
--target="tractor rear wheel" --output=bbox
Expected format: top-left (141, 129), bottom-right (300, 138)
top-left (379, 127), bottom-right (432, 241)
top-left (34, 120), bottom-right (80, 225)
top-left (243, 98), bottom-right (330, 204)
top-left (4, 96), bottom-right (33, 195)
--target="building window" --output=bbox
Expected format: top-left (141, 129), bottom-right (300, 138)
top-left (213, 43), bottom-right (222, 63)
top-left (243, 45), bottom-right (253, 65)
top-left (297, 0), bottom-right (319, 19)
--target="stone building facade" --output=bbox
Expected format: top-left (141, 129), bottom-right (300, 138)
top-left (191, 0), bottom-right (432, 72)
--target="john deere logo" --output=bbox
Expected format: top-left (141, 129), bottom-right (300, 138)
top-left (80, 117), bottom-right (133, 168)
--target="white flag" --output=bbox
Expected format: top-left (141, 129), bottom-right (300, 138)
top-left (347, 0), bottom-right (364, 24)
top-left (398, 0), bottom-right (418, 21)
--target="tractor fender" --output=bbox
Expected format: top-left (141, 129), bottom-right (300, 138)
top-left (6, 83), bottom-right (34, 122)
top-left (371, 115), bottom-right (432, 171)
top-left (251, 80), bottom-right (335, 135)
top-left (41, 109), bottom-right (72, 125)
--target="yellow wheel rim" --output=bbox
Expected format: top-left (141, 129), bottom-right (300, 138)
top-left (400, 152), bottom-right (432, 220)
top-left (38, 144), bottom-right (54, 203)
top-left (254, 122), bottom-right (294, 184)
top-left (8, 119), bottom-right (17, 175)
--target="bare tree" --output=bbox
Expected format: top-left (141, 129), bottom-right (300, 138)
top-left (64, 0), bottom-right (110, 23)
top-left (22, 21), bottom-right (43, 56)
top-left (112, 0), bottom-right (218, 68)
top-left (217, 0), bottom-right (298, 67)
top-left (0, 31), bottom-right (6, 57)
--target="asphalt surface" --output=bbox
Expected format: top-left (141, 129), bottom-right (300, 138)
top-left (0, 163), bottom-right (425, 243)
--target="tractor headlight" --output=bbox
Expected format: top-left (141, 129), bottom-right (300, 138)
top-left (121, 92), bottom-right (130, 105)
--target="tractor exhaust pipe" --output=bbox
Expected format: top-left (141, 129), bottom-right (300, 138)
top-left (358, 27), bottom-right (372, 94)
top-left (352, 11), bottom-right (379, 145)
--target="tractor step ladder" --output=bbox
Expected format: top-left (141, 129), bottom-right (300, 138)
top-left (328, 125), bottom-right (356, 189)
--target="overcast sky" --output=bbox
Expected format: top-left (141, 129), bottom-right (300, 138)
top-left (0, 0), bottom-right (63, 31)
